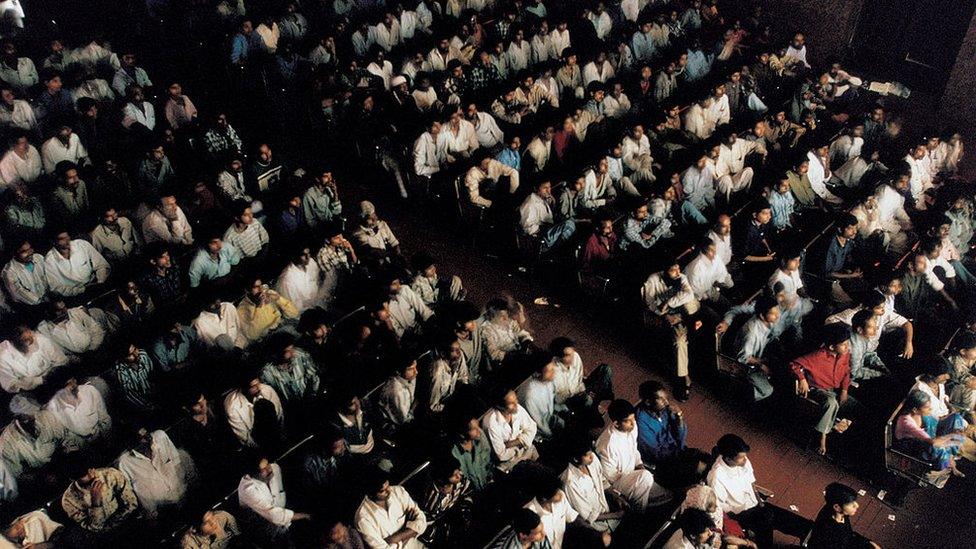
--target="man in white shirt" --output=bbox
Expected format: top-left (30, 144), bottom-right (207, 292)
top-left (36, 299), bottom-right (105, 359)
top-left (141, 193), bottom-right (195, 246)
top-left (467, 103), bottom-right (504, 149)
top-left (784, 33), bottom-right (811, 68)
top-left (681, 153), bottom-right (717, 213)
top-left (355, 472), bottom-right (427, 549)
top-left (2, 239), bottom-right (49, 308)
top-left (275, 246), bottom-right (323, 313)
top-left (428, 336), bottom-right (469, 414)
top-left (708, 434), bottom-right (807, 547)
top-left (45, 375), bottom-right (111, 451)
top-left (238, 457), bottom-right (310, 542)
top-left (596, 400), bottom-right (671, 510)
top-left (520, 180), bottom-right (576, 252)
top-left (413, 119), bottom-right (445, 178)
top-left (40, 125), bottom-right (89, 174)
top-left (709, 215), bottom-right (733, 266)
top-left (768, 248), bottom-right (814, 337)
top-left (643, 261), bottom-right (697, 395)
top-left (0, 325), bottom-right (68, 393)
top-left (43, 231), bottom-right (110, 298)
top-left (482, 389), bottom-right (539, 472)
top-left (620, 124), bottom-right (655, 184)
top-left (117, 429), bottom-right (196, 517)
top-left (561, 440), bottom-right (623, 534)
top-left (224, 374), bottom-right (284, 448)
top-left (548, 337), bottom-right (613, 413)
top-left (517, 360), bottom-right (567, 441)
top-left (806, 145), bottom-right (843, 205)
top-left (0, 409), bottom-right (64, 478)
top-left (685, 237), bottom-right (733, 308)
top-left (465, 152), bottom-right (520, 209)
top-left (0, 131), bottom-right (42, 188)
top-left (714, 131), bottom-right (765, 201)
top-left (378, 356), bottom-right (418, 434)
top-left (524, 477), bottom-right (583, 549)
top-left (193, 297), bottom-right (247, 350)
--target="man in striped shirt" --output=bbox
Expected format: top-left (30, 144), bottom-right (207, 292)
top-left (223, 201), bottom-right (270, 259)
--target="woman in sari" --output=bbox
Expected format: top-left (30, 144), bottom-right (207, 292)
top-left (894, 389), bottom-right (966, 477)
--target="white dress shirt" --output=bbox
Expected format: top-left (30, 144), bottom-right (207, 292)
top-left (238, 463), bottom-right (293, 527)
top-left (223, 384), bottom-right (284, 447)
top-left (709, 231), bottom-right (732, 266)
top-left (525, 493), bottom-right (578, 549)
top-left (117, 430), bottom-right (196, 514)
top-left (706, 456), bottom-right (759, 514)
top-left (428, 356), bottom-right (469, 413)
top-left (685, 253), bottom-right (733, 301)
top-left (0, 334), bottom-right (68, 393)
top-left (561, 456), bottom-right (613, 531)
top-left (193, 302), bottom-right (247, 349)
top-left (473, 112), bottom-right (504, 148)
top-left (2, 254), bottom-right (49, 306)
top-left (0, 145), bottom-right (42, 187)
top-left (413, 132), bottom-right (445, 177)
top-left (806, 151), bottom-right (842, 204)
top-left (275, 261), bottom-right (323, 313)
top-left (45, 383), bottom-right (111, 450)
top-left (141, 206), bottom-right (194, 245)
top-left (40, 134), bottom-right (89, 174)
top-left (551, 352), bottom-right (585, 405)
top-left (378, 375), bottom-right (416, 427)
top-left (482, 405), bottom-right (538, 470)
top-left (43, 240), bottom-right (110, 297)
top-left (595, 425), bottom-right (667, 510)
top-left (354, 485), bottom-right (427, 549)
top-left (519, 193), bottom-right (555, 236)
top-left (37, 307), bottom-right (106, 356)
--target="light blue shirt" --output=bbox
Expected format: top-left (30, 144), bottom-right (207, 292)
top-left (495, 148), bottom-right (521, 171)
top-left (734, 316), bottom-right (773, 363)
top-left (683, 49), bottom-right (712, 82)
top-left (631, 32), bottom-right (656, 61)
top-left (769, 191), bottom-right (795, 230)
top-left (516, 377), bottom-right (566, 439)
top-left (188, 243), bottom-right (241, 287)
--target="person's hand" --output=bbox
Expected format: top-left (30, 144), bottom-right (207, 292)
top-left (797, 378), bottom-right (809, 398)
top-left (601, 531), bottom-right (612, 547)
top-left (839, 389), bottom-right (848, 404)
top-left (90, 481), bottom-right (104, 506)
top-left (293, 512), bottom-right (312, 521)
top-left (666, 313), bottom-right (682, 326)
top-left (759, 363), bottom-right (771, 376)
top-left (716, 321), bottom-right (729, 334)
top-left (852, 267), bottom-right (863, 278)
top-left (668, 403), bottom-right (682, 416)
top-left (901, 341), bottom-right (914, 359)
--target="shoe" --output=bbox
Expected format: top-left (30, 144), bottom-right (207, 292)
top-left (676, 386), bottom-right (690, 402)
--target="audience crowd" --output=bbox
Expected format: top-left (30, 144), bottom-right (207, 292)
top-left (0, 0), bottom-right (973, 547)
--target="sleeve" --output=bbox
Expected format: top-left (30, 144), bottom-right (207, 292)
top-left (400, 487), bottom-right (428, 535)
top-left (110, 469), bottom-right (139, 516)
top-left (80, 310), bottom-right (106, 350)
top-left (483, 413), bottom-right (515, 462)
top-left (276, 296), bottom-right (299, 320)
top-left (735, 326), bottom-right (761, 363)
top-left (187, 256), bottom-right (203, 288)
top-left (517, 406), bottom-right (538, 447)
top-left (597, 441), bottom-right (620, 483)
top-left (355, 506), bottom-right (397, 549)
top-left (406, 287), bottom-right (434, 321)
top-left (790, 355), bottom-right (809, 381)
top-left (665, 280), bottom-right (695, 310)
top-left (413, 138), bottom-right (438, 176)
top-left (428, 362), bottom-right (448, 412)
top-left (520, 199), bottom-right (540, 236)
top-left (223, 396), bottom-right (253, 447)
top-left (241, 483), bottom-right (294, 527)
top-left (44, 258), bottom-right (77, 297)
top-left (85, 243), bottom-right (111, 283)
top-left (464, 169), bottom-right (492, 208)
top-left (563, 475), bottom-right (599, 525)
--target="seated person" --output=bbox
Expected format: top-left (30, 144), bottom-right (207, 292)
top-left (2, 239), bottom-right (50, 309)
top-left (523, 474), bottom-right (596, 549)
top-left (548, 337), bottom-right (613, 415)
top-left (193, 297), bottom-right (247, 350)
top-left (519, 179), bottom-right (576, 253)
top-left (316, 224), bottom-right (359, 308)
top-left (43, 230), bottom-right (111, 298)
top-left (482, 297), bottom-right (533, 364)
top-left (677, 484), bottom-right (756, 549)
top-left (61, 466), bottom-right (138, 533)
top-left (224, 372), bottom-right (284, 449)
top-left (731, 296), bottom-right (779, 402)
top-left (298, 429), bottom-right (352, 500)
top-left (685, 236), bottom-right (734, 311)
top-left (237, 456), bottom-right (311, 542)
top-left (635, 381), bottom-right (688, 476)
top-left (355, 470), bottom-right (428, 549)
top-left (141, 192), bottom-right (194, 246)
top-left (948, 331), bottom-right (976, 391)
top-left (260, 333), bottom-right (320, 408)
top-left (276, 246), bottom-right (324, 313)
top-left (113, 342), bottom-right (159, 414)
top-left (490, 508), bottom-right (547, 549)
top-left (0, 408), bottom-right (63, 479)
top-left (410, 253), bottom-right (465, 310)
top-left (464, 150), bottom-right (520, 209)
top-left (180, 510), bottom-right (240, 549)
top-left (707, 434), bottom-right (808, 547)
top-left (665, 508), bottom-right (720, 549)
top-left (139, 244), bottom-right (185, 307)
top-left (768, 246), bottom-right (814, 338)
top-left (351, 200), bottom-right (402, 266)
top-left (3, 183), bottom-right (47, 244)
top-left (451, 415), bottom-right (494, 491)
top-left (769, 177), bottom-right (795, 231)
top-left (643, 259), bottom-right (696, 399)
top-left (847, 310), bottom-right (890, 383)
top-left (900, 254), bottom-right (956, 319)
top-left (821, 214), bottom-right (864, 306)
top-left (117, 428), bottom-right (197, 518)
top-left (734, 200), bottom-right (775, 266)
top-left (380, 271), bottom-right (434, 339)
top-left (377, 354), bottom-right (419, 435)
top-left (619, 199), bottom-right (671, 252)
top-left (0, 324), bottom-right (68, 393)
top-left (237, 276), bottom-right (299, 344)
top-left (329, 393), bottom-right (376, 456)
top-left (104, 280), bottom-right (155, 332)
top-left (223, 201), bottom-right (270, 260)
top-left (420, 458), bottom-right (474, 546)
top-left (895, 388), bottom-right (966, 478)
top-left (2, 510), bottom-right (64, 547)
top-left (187, 232), bottom-right (241, 289)
top-left (45, 374), bottom-right (111, 452)
top-left (649, 174), bottom-right (707, 229)
top-left (808, 482), bottom-right (881, 549)
top-left (561, 437), bottom-right (625, 534)
top-left (90, 205), bottom-right (141, 265)
top-left (596, 399), bottom-right (672, 510)
top-left (516, 358), bottom-right (567, 441)
top-left (36, 298), bottom-right (106, 360)
top-left (482, 389), bottom-right (539, 472)
top-left (791, 324), bottom-right (861, 455)
top-left (580, 215), bottom-right (619, 278)
top-left (149, 321), bottom-right (198, 373)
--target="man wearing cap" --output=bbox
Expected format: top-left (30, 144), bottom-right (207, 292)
top-left (791, 323), bottom-right (860, 455)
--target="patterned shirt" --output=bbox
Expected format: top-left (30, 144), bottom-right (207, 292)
top-left (202, 125), bottom-right (242, 156)
top-left (114, 350), bottom-right (155, 410)
top-left (316, 244), bottom-right (353, 273)
top-left (139, 264), bottom-right (183, 305)
top-left (260, 349), bottom-right (320, 404)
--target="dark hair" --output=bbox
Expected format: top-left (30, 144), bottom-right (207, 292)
top-left (431, 457), bottom-right (461, 484)
top-left (548, 337), bottom-right (574, 358)
top-left (824, 482), bottom-right (858, 507)
top-left (755, 295), bottom-right (779, 316)
top-left (851, 309), bottom-right (875, 332)
top-left (837, 213), bottom-right (858, 230)
top-left (859, 290), bottom-right (885, 310)
top-left (512, 508), bottom-right (541, 535)
top-left (679, 508), bottom-right (715, 537)
top-left (639, 380), bottom-right (666, 401)
top-left (607, 399), bottom-right (634, 422)
top-left (533, 475), bottom-right (562, 502)
top-left (363, 467), bottom-right (391, 495)
top-left (714, 433), bottom-right (750, 460)
top-left (904, 389), bottom-right (930, 412)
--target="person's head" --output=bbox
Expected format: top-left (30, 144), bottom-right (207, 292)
top-left (232, 201), bottom-right (253, 226)
top-left (905, 389), bottom-right (932, 416)
top-left (205, 235), bottom-right (223, 256)
top-left (495, 388), bottom-right (520, 414)
top-left (485, 297), bottom-right (511, 324)
top-left (512, 509), bottom-right (546, 544)
top-left (534, 179), bottom-right (552, 199)
top-left (44, 72), bottom-right (63, 92)
top-left (567, 436), bottom-right (596, 467)
top-left (714, 214), bottom-right (732, 236)
top-left (456, 414), bottom-right (483, 442)
top-left (8, 325), bottom-right (34, 353)
top-left (251, 456), bottom-right (276, 483)
top-left (823, 323), bottom-right (851, 355)
top-left (54, 231), bottom-right (72, 253)
top-left (127, 84), bottom-right (144, 103)
top-left (753, 200), bottom-right (772, 225)
top-left (48, 298), bottom-right (69, 323)
top-left (548, 337), bottom-right (575, 364)
top-left (395, 354), bottom-right (419, 381)
top-left (364, 469), bottom-right (392, 502)
top-left (774, 177), bottom-right (791, 196)
top-left (824, 482), bottom-right (860, 517)
top-left (239, 372), bottom-right (262, 399)
top-left (431, 458), bottom-right (463, 490)
top-left (632, 202), bottom-right (649, 221)
top-left (715, 434), bottom-right (750, 466)
top-left (148, 143), bottom-right (166, 161)
top-left (57, 161), bottom-right (80, 188)
top-left (181, 390), bottom-right (208, 416)
top-left (779, 247), bottom-right (802, 272)
top-left (534, 475), bottom-right (563, 506)
top-left (608, 399), bottom-right (636, 432)
top-left (639, 380), bottom-right (669, 412)
top-left (852, 309), bottom-right (878, 340)
top-left (336, 392), bottom-right (361, 416)
top-left (679, 508), bottom-right (715, 544)
top-left (13, 240), bottom-right (34, 263)
top-left (756, 295), bottom-right (780, 325)
top-left (837, 213), bottom-right (858, 239)
top-left (533, 356), bottom-right (556, 382)
top-left (921, 357), bottom-right (952, 385)
top-left (955, 332), bottom-right (976, 362)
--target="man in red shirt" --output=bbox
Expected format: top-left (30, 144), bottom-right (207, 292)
top-left (791, 323), bottom-right (860, 455)
top-left (581, 215), bottom-right (618, 277)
